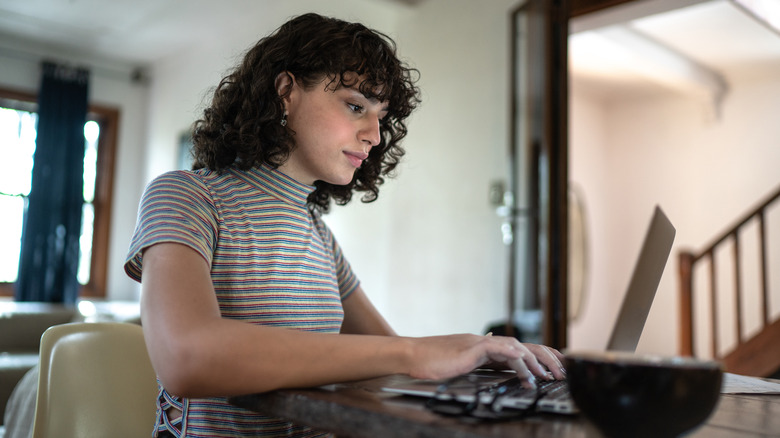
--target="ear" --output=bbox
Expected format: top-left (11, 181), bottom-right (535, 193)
top-left (275, 71), bottom-right (295, 106)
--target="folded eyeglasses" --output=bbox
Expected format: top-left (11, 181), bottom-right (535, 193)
top-left (424, 374), bottom-right (546, 421)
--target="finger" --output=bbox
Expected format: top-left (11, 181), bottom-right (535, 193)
top-left (515, 344), bottom-right (553, 380)
top-left (482, 338), bottom-right (548, 388)
top-left (505, 353), bottom-right (537, 389)
top-left (547, 346), bottom-right (566, 362)
top-left (488, 341), bottom-right (539, 388)
top-left (480, 340), bottom-right (532, 384)
top-left (527, 344), bottom-right (567, 380)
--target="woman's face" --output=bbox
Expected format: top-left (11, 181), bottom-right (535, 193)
top-left (278, 73), bottom-right (388, 186)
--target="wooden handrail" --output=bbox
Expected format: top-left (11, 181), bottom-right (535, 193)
top-left (687, 185), bottom-right (780, 261)
top-left (679, 184), bottom-right (780, 372)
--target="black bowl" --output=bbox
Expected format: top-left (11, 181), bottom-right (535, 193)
top-left (565, 351), bottom-right (723, 438)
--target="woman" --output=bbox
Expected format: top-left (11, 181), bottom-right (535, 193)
top-left (125, 13), bottom-right (565, 437)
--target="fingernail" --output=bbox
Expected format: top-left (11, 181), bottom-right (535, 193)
top-left (525, 377), bottom-right (537, 389)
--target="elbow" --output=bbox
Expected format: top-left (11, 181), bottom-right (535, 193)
top-left (146, 335), bottom-right (210, 398)
top-left (155, 365), bottom-right (198, 398)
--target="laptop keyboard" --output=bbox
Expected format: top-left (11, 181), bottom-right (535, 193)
top-left (484, 377), bottom-right (576, 414)
top-left (538, 378), bottom-right (570, 400)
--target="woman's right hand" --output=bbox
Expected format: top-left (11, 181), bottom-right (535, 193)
top-left (405, 334), bottom-right (566, 388)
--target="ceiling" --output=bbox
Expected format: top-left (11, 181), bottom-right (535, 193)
top-left (0, 0), bottom-right (778, 100)
top-left (570, 0), bottom-right (780, 102)
top-left (0, 0), bottom-right (274, 68)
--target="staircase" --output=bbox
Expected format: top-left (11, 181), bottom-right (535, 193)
top-left (678, 185), bottom-right (780, 377)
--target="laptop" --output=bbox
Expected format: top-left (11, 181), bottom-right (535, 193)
top-left (381, 205), bottom-right (676, 415)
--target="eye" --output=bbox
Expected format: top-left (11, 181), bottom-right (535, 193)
top-left (347, 102), bottom-right (364, 113)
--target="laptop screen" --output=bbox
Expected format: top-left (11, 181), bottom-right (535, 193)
top-left (606, 206), bottom-right (676, 352)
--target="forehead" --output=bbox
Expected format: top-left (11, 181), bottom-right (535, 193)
top-left (325, 72), bottom-right (387, 101)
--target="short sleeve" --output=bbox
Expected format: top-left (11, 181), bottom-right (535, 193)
top-left (311, 214), bottom-right (360, 299)
top-left (124, 171), bottom-right (219, 282)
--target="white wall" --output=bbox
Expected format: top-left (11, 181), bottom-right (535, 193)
top-left (569, 67), bottom-right (780, 357)
top-left (345, 0), bottom-right (519, 336)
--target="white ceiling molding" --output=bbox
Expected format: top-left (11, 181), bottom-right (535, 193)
top-left (730, 0), bottom-right (780, 36)
top-left (585, 24), bottom-right (728, 121)
top-left (570, 0), bottom-right (712, 33)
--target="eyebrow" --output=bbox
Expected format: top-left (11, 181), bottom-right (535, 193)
top-left (346, 87), bottom-right (389, 113)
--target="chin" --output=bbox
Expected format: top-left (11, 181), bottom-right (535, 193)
top-left (328, 169), bottom-right (359, 186)
top-left (319, 176), bottom-right (354, 187)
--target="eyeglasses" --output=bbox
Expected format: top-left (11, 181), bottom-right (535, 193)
top-left (425, 374), bottom-right (546, 421)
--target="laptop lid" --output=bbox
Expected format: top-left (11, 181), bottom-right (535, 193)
top-left (606, 205), bottom-right (676, 352)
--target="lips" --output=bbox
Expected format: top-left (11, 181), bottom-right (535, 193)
top-left (344, 150), bottom-right (369, 168)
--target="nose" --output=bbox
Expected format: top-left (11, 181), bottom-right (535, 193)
top-left (359, 116), bottom-right (381, 148)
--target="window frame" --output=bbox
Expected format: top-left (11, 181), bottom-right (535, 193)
top-left (0, 86), bottom-right (117, 298)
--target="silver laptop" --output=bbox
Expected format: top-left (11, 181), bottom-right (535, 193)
top-left (381, 205), bottom-right (676, 415)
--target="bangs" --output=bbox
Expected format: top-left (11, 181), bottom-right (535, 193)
top-left (294, 24), bottom-right (416, 121)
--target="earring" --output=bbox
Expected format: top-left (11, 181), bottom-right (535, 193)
top-left (280, 114), bottom-right (288, 127)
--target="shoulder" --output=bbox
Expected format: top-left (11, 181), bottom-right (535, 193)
top-left (310, 209), bottom-right (337, 242)
top-left (136, 170), bottom-right (227, 223)
top-left (142, 169), bottom-right (223, 201)
top-left (145, 169), bottom-right (211, 191)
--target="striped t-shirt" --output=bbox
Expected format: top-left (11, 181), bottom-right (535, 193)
top-left (125, 164), bottom-right (359, 437)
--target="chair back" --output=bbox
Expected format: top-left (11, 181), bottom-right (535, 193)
top-left (32, 322), bottom-right (158, 438)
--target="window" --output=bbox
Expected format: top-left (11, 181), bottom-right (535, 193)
top-left (0, 87), bottom-right (117, 298)
top-left (0, 107), bottom-right (36, 283)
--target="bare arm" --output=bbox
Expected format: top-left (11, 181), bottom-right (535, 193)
top-left (140, 243), bottom-right (565, 398)
top-left (340, 286), bottom-right (396, 336)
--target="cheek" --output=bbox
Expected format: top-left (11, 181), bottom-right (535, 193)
top-left (302, 116), bottom-right (351, 147)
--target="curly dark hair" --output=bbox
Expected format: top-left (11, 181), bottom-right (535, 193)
top-left (191, 13), bottom-right (420, 213)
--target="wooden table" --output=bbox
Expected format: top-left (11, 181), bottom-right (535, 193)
top-left (229, 374), bottom-right (780, 437)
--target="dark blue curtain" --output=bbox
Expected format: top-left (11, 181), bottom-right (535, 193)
top-left (15, 61), bottom-right (90, 303)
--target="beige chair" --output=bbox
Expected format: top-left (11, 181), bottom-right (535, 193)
top-left (32, 322), bottom-right (158, 438)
